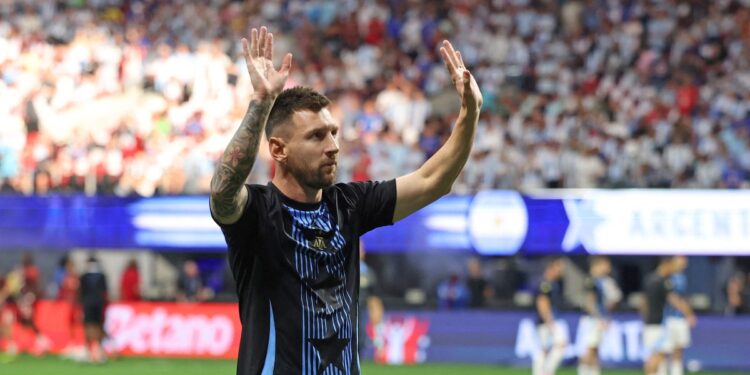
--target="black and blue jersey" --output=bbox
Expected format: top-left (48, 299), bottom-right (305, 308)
top-left (535, 278), bottom-right (562, 324)
top-left (665, 272), bottom-right (687, 318)
top-left (212, 180), bottom-right (396, 375)
top-left (584, 276), bottom-right (608, 318)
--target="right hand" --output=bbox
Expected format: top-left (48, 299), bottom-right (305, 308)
top-left (687, 314), bottom-right (697, 327)
top-left (242, 26), bottom-right (293, 100)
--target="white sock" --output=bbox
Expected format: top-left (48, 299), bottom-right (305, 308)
top-left (577, 364), bottom-right (591, 375)
top-left (545, 346), bottom-right (565, 374)
top-left (671, 359), bottom-right (684, 375)
top-left (657, 361), bottom-right (668, 375)
top-left (533, 351), bottom-right (546, 375)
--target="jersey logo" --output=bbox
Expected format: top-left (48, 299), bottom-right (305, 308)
top-left (301, 227), bottom-right (334, 251)
top-left (311, 236), bottom-right (327, 250)
top-left (540, 281), bottom-right (552, 293)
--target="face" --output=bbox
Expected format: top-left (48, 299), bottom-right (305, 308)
top-left (276, 109), bottom-right (340, 189)
top-left (672, 256), bottom-right (688, 273)
top-left (549, 260), bottom-right (565, 280)
top-left (593, 259), bottom-right (611, 276)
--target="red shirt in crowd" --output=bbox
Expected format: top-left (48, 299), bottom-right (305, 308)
top-left (120, 265), bottom-right (140, 301)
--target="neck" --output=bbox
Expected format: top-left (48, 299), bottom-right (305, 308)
top-left (272, 171), bottom-right (322, 204)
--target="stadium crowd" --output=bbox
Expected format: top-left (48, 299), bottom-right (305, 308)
top-left (1, 0), bottom-right (749, 196)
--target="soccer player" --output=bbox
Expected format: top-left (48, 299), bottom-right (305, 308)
top-left (579, 256), bottom-right (618, 375)
top-left (533, 257), bottom-right (567, 375)
top-left (79, 256), bottom-right (109, 363)
top-left (358, 242), bottom-right (384, 358)
top-left (209, 26), bottom-right (482, 375)
top-left (665, 256), bottom-right (690, 375)
top-left (641, 257), bottom-right (696, 375)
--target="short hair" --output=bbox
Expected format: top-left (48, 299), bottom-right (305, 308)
top-left (589, 256), bottom-right (609, 268)
top-left (266, 87), bottom-right (330, 138)
top-left (658, 256), bottom-right (675, 265)
top-left (544, 256), bottom-right (563, 270)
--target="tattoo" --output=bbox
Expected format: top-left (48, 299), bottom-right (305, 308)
top-left (210, 98), bottom-right (273, 218)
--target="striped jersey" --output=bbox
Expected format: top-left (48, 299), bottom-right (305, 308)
top-left (212, 180), bottom-right (396, 375)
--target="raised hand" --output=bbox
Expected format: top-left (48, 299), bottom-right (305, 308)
top-left (241, 26), bottom-right (293, 100)
top-left (440, 40), bottom-right (482, 110)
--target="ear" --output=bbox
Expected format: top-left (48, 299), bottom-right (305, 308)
top-left (268, 136), bottom-right (287, 163)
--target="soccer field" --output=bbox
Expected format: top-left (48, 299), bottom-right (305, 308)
top-left (0, 356), bottom-right (745, 375)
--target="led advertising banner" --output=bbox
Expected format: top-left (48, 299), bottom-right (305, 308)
top-left (1, 190), bottom-right (749, 254)
top-left (13, 302), bottom-right (750, 371)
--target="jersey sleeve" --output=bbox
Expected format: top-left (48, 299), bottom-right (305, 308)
top-left (583, 277), bottom-right (595, 293)
top-left (664, 277), bottom-right (674, 293)
top-left (537, 280), bottom-right (553, 298)
top-left (346, 179), bottom-right (397, 235)
top-left (210, 184), bottom-right (263, 254)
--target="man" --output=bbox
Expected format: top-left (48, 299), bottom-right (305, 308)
top-left (665, 256), bottom-right (691, 375)
top-left (579, 256), bottom-right (619, 375)
top-left (11, 254), bottom-right (50, 355)
top-left (209, 26), bottom-right (481, 375)
top-left (79, 255), bottom-right (108, 363)
top-left (119, 258), bottom-right (141, 302)
top-left (642, 257), bottom-right (696, 375)
top-left (534, 257), bottom-right (567, 375)
top-left (358, 242), bottom-right (383, 358)
top-left (176, 260), bottom-right (210, 302)
top-left (466, 257), bottom-right (492, 309)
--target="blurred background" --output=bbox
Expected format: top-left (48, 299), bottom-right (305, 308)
top-left (1, 0), bottom-right (750, 374)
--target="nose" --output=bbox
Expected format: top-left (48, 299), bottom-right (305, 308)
top-left (325, 133), bottom-right (339, 157)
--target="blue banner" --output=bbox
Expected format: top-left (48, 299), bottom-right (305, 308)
top-left (2, 189), bottom-right (750, 254)
top-left (362, 311), bottom-right (750, 372)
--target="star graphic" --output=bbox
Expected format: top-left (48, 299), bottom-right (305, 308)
top-left (309, 335), bottom-right (350, 375)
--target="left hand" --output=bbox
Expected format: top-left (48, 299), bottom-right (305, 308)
top-left (440, 40), bottom-right (482, 110)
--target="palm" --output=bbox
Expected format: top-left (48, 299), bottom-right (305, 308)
top-left (440, 40), bottom-right (482, 110)
top-left (242, 27), bottom-right (293, 99)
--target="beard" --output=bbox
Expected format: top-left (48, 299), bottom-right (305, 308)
top-left (286, 156), bottom-right (337, 189)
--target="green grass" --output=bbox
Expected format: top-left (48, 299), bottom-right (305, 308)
top-left (0, 355), bottom-right (745, 374)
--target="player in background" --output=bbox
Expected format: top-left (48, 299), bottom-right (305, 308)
top-left (665, 256), bottom-right (690, 375)
top-left (79, 255), bottom-right (109, 363)
top-left (641, 257), bottom-right (696, 375)
top-left (358, 241), bottom-right (384, 358)
top-left (534, 257), bottom-right (567, 375)
top-left (578, 256), bottom-right (620, 375)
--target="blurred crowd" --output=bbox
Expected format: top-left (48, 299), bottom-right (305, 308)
top-left (1, 0), bottom-right (750, 196)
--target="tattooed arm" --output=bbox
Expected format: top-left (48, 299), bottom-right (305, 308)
top-left (210, 26), bottom-right (293, 224)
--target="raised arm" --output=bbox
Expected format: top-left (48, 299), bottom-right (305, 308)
top-left (393, 40), bottom-right (482, 222)
top-left (210, 26), bottom-right (292, 224)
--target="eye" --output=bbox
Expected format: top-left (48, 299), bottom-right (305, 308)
top-left (331, 129), bottom-right (338, 137)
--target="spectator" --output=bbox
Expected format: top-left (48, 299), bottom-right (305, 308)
top-left (119, 258), bottom-right (141, 302)
top-left (176, 260), bottom-right (211, 302)
top-left (466, 257), bottom-right (492, 308)
top-left (56, 257), bottom-right (79, 355)
top-left (726, 272), bottom-right (747, 316)
top-left (437, 273), bottom-right (469, 310)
